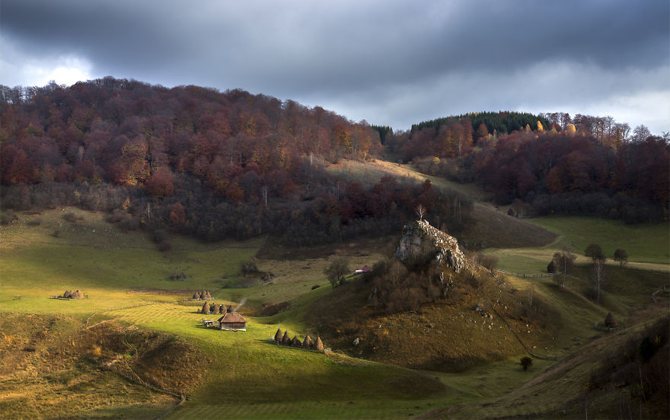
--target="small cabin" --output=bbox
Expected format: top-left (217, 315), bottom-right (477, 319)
top-left (218, 312), bottom-right (247, 331)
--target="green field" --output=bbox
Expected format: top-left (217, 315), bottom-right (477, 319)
top-left (1, 202), bottom-right (668, 419)
top-left (528, 216), bottom-right (670, 264)
top-left (485, 216), bottom-right (669, 274)
top-left (0, 208), bottom-right (546, 419)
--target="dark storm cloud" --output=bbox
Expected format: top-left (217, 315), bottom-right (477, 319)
top-left (2, 0), bottom-right (669, 131)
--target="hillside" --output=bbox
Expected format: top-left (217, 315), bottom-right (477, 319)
top-left (1, 186), bottom-right (668, 418)
top-left (420, 315), bottom-right (669, 419)
top-left (307, 219), bottom-right (563, 371)
top-left (0, 313), bottom-right (203, 419)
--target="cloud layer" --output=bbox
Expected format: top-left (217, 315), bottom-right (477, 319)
top-left (2, 0), bottom-right (669, 133)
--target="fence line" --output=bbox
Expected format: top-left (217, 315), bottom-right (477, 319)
top-left (496, 265), bottom-right (669, 278)
top-left (495, 269), bottom-right (556, 278)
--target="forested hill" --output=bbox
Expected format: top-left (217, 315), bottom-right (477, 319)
top-left (0, 78), bottom-right (471, 245)
top-left (389, 110), bottom-right (669, 224)
top-left (410, 111), bottom-right (549, 136)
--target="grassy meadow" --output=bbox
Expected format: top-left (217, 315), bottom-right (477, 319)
top-left (1, 208), bottom-right (549, 419)
top-left (1, 190), bottom-right (668, 419)
top-left (486, 217), bottom-right (669, 274)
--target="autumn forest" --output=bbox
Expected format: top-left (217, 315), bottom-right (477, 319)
top-left (0, 78), bottom-right (668, 246)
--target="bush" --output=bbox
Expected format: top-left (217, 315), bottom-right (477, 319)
top-left (241, 260), bottom-right (259, 277)
top-left (63, 212), bottom-right (82, 222)
top-left (520, 356), bottom-right (533, 370)
top-left (1, 211), bottom-right (18, 225)
top-left (153, 229), bottom-right (169, 243)
top-left (158, 240), bottom-right (173, 252)
top-left (479, 254), bottom-right (499, 271)
top-left (547, 260), bottom-right (556, 273)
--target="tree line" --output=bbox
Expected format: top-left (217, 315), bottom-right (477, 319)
top-left (390, 111), bottom-right (669, 223)
top-left (0, 78), bottom-right (472, 244)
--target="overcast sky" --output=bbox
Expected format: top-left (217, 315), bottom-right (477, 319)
top-left (2, 0), bottom-right (669, 134)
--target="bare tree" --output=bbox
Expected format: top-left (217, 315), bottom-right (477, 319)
top-left (553, 249), bottom-right (576, 288)
top-left (415, 204), bottom-right (426, 221)
top-left (591, 258), bottom-right (606, 304)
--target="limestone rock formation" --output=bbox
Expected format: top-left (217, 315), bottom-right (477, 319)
top-left (396, 219), bottom-right (469, 273)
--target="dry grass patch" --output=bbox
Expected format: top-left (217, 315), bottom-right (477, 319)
top-left (0, 313), bottom-right (196, 419)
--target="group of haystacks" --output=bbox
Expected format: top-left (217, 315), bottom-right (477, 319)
top-left (191, 290), bottom-right (212, 300)
top-left (61, 290), bottom-right (84, 299)
top-left (171, 271), bottom-right (187, 280)
top-left (200, 302), bottom-right (232, 315)
top-left (273, 329), bottom-right (324, 352)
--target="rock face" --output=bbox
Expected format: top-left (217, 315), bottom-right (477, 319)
top-left (395, 219), bottom-right (469, 273)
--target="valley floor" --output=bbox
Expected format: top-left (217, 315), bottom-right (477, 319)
top-left (1, 162), bottom-right (668, 419)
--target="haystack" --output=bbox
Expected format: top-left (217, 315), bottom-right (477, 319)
top-left (202, 290), bottom-right (212, 300)
top-left (604, 312), bottom-right (617, 328)
top-left (209, 302), bottom-right (217, 313)
top-left (218, 304), bottom-right (225, 314)
top-left (193, 291), bottom-right (201, 300)
top-left (63, 290), bottom-right (72, 299)
top-left (303, 335), bottom-right (313, 349)
top-left (274, 329), bottom-right (283, 343)
top-left (314, 337), bottom-right (324, 352)
top-left (201, 302), bottom-right (209, 314)
top-left (291, 336), bottom-right (302, 347)
top-left (281, 331), bottom-right (291, 345)
top-left (71, 290), bottom-right (84, 299)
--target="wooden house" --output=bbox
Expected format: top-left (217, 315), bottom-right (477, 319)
top-left (217, 312), bottom-right (247, 331)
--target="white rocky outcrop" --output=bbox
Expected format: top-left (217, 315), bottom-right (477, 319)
top-left (395, 219), bottom-right (469, 273)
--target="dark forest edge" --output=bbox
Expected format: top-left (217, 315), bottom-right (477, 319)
top-left (384, 111), bottom-right (669, 224)
top-left (0, 78), bottom-right (471, 245)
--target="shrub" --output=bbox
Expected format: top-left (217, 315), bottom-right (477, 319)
top-left (547, 260), bottom-right (556, 273)
top-left (479, 254), bottom-right (499, 271)
top-left (153, 229), bottom-right (169, 243)
top-left (158, 240), bottom-right (173, 252)
top-left (614, 248), bottom-right (628, 268)
top-left (240, 260), bottom-right (259, 277)
top-left (520, 356), bottom-right (533, 370)
top-left (63, 212), bottom-right (78, 222)
top-left (0, 210), bottom-right (18, 225)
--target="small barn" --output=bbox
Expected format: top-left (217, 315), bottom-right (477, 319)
top-left (218, 312), bottom-right (247, 331)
